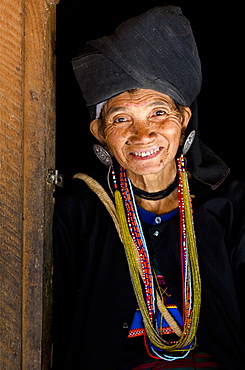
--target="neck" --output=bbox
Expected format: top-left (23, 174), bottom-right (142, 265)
top-left (127, 162), bottom-right (177, 193)
top-left (135, 189), bottom-right (179, 215)
top-left (127, 162), bottom-right (179, 215)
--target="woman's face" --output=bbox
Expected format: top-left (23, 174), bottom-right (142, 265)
top-left (91, 89), bottom-right (191, 177)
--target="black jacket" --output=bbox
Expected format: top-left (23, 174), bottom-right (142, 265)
top-left (52, 174), bottom-right (245, 370)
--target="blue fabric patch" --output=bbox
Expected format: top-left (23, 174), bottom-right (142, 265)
top-left (137, 206), bottom-right (179, 225)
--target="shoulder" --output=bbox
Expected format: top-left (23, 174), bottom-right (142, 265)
top-left (214, 175), bottom-right (245, 216)
top-left (192, 173), bottom-right (245, 236)
top-left (192, 172), bottom-right (245, 208)
top-left (53, 175), bottom-right (113, 222)
top-left (55, 173), bottom-right (112, 203)
top-left (54, 178), bottom-right (91, 213)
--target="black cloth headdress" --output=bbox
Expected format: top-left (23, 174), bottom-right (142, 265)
top-left (72, 6), bottom-right (229, 188)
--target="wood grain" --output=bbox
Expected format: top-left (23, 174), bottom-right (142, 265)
top-left (22, 2), bottom-right (56, 368)
top-left (0, 1), bottom-right (24, 368)
top-left (0, 0), bottom-right (58, 368)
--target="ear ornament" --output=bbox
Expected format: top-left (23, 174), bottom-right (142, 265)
top-left (93, 144), bottom-right (113, 167)
top-left (183, 130), bottom-right (196, 155)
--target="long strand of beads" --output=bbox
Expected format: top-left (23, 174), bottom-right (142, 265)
top-left (120, 168), bottom-right (155, 322)
top-left (113, 162), bottom-right (200, 359)
top-left (177, 155), bottom-right (201, 345)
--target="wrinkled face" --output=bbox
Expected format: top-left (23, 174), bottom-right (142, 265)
top-left (91, 89), bottom-right (191, 177)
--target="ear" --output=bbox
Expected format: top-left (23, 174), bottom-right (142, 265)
top-left (90, 119), bottom-right (106, 145)
top-left (179, 107), bottom-right (192, 145)
top-left (181, 106), bottom-right (192, 130)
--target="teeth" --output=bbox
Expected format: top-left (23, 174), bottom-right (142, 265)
top-left (133, 147), bottom-right (160, 157)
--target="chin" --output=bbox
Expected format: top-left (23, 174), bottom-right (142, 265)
top-left (127, 163), bottom-right (166, 176)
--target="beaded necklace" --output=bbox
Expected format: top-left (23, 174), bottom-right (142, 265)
top-left (112, 154), bottom-right (201, 361)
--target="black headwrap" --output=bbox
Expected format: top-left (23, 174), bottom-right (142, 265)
top-left (72, 6), bottom-right (229, 188)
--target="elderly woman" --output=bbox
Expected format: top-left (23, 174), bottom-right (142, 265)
top-left (52, 6), bottom-right (245, 370)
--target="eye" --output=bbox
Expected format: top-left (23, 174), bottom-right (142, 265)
top-left (113, 114), bottom-right (131, 124)
top-left (115, 117), bottom-right (127, 123)
top-left (154, 109), bottom-right (167, 116)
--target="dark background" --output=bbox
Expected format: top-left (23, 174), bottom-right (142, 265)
top-left (56, 1), bottom-right (244, 185)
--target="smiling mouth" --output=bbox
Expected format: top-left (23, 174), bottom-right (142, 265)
top-left (130, 147), bottom-right (162, 158)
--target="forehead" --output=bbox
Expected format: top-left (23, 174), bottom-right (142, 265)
top-left (103, 89), bottom-right (174, 115)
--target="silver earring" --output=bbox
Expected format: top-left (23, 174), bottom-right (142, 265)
top-left (183, 130), bottom-right (196, 155)
top-left (93, 144), bottom-right (113, 166)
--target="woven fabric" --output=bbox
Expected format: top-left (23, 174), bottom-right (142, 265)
top-left (72, 6), bottom-right (201, 109)
top-left (128, 258), bottom-right (183, 339)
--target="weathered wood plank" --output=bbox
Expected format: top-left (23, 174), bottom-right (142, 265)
top-left (22, 1), bottom-right (56, 368)
top-left (1, 0), bottom-right (58, 368)
top-left (41, 6), bottom-right (57, 369)
top-left (0, 1), bottom-right (24, 368)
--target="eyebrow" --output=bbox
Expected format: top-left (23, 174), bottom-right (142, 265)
top-left (147, 100), bottom-right (172, 108)
top-left (105, 106), bottom-right (127, 117)
top-left (105, 100), bottom-right (172, 117)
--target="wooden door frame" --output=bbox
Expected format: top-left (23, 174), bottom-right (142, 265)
top-left (1, 0), bottom-right (59, 368)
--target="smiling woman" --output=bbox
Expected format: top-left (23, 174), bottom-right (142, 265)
top-left (90, 89), bottom-right (191, 212)
top-left (53, 5), bottom-right (245, 370)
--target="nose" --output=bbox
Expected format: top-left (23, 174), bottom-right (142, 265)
top-left (127, 119), bottom-right (156, 145)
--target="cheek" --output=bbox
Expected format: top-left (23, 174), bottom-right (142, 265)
top-left (108, 144), bottom-right (129, 168)
top-left (104, 125), bottom-right (128, 147)
top-left (104, 131), bottom-right (127, 160)
top-left (161, 124), bottom-right (182, 147)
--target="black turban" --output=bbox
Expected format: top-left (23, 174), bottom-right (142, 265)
top-left (72, 6), bottom-right (229, 189)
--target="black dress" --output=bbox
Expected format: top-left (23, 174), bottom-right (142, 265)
top-left (52, 173), bottom-right (245, 370)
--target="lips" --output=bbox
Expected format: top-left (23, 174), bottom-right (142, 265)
top-left (130, 147), bottom-right (162, 158)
